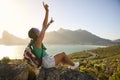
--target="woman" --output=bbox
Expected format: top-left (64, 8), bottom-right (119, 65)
top-left (28, 2), bottom-right (79, 69)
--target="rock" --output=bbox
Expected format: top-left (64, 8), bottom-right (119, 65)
top-left (0, 63), bottom-right (96, 80)
top-left (37, 67), bottom-right (96, 80)
top-left (0, 63), bottom-right (29, 80)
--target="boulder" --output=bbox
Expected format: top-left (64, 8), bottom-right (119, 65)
top-left (0, 63), bottom-right (28, 80)
top-left (37, 67), bottom-right (96, 80)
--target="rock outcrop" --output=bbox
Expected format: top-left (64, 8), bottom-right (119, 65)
top-left (0, 63), bottom-right (96, 80)
top-left (37, 67), bottom-right (96, 80)
top-left (0, 63), bottom-right (28, 80)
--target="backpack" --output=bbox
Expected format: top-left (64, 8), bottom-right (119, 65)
top-left (24, 42), bottom-right (43, 68)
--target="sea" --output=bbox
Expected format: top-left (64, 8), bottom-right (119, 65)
top-left (0, 44), bottom-right (104, 59)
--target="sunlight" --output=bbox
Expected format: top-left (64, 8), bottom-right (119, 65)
top-left (0, 45), bottom-right (25, 60)
top-left (0, 45), bottom-right (14, 59)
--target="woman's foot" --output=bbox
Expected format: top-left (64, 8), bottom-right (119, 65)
top-left (68, 62), bottom-right (80, 69)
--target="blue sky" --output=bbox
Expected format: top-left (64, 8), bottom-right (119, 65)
top-left (0, 0), bottom-right (120, 40)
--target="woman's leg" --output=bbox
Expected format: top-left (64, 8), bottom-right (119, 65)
top-left (54, 52), bottom-right (74, 66)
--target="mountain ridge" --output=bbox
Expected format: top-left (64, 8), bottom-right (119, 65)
top-left (0, 28), bottom-right (119, 45)
top-left (113, 39), bottom-right (120, 43)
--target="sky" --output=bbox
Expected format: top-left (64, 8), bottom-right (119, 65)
top-left (0, 0), bottom-right (120, 40)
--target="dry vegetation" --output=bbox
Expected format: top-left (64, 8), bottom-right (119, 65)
top-left (68, 45), bottom-right (120, 80)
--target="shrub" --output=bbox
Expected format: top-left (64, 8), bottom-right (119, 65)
top-left (1, 56), bottom-right (10, 63)
top-left (109, 71), bottom-right (120, 80)
top-left (79, 66), bottom-right (88, 72)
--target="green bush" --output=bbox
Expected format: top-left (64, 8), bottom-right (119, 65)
top-left (109, 71), bottom-right (120, 80)
top-left (79, 66), bottom-right (88, 72)
top-left (1, 56), bottom-right (10, 63)
top-left (98, 72), bottom-right (108, 80)
top-left (109, 65), bottom-right (120, 80)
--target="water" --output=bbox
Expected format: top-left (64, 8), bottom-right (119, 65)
top-left (0, 44), bottom-right (103, 59)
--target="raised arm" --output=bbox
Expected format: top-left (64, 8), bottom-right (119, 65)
top-left (42, 2), bottom-right (49, 29)
top-left (42, 2), bottom-right (54, 30)
top-left (35, 2), bottom-right (53, 48)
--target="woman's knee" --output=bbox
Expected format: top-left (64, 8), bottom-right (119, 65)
top-left (60, 52), bottom-right (66, 56)
top-left (54, 52), bottom-right (66, 64)
top-left (54, 52), bottom-right (65, 58)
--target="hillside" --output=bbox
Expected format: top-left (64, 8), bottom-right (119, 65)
top-left (68, 45), bottom-right (120, 80)
top-left (0, 28), bottom-right (118, 45)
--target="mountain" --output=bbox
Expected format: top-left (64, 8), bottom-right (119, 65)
top-left (44, 28), bottom-right (115, 45)
top-left (113, 39), bottom-right (120, 43)
top-left (0, 28), bottom-right (118, 45)
top-left (0, 31), bottom-right (29, 45)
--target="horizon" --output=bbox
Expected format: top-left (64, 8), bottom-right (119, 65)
top-left (0, 0), bottom-right (120, 40)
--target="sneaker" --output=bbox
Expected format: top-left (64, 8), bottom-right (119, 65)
top-left (68, 62), bottom-right (80, 69)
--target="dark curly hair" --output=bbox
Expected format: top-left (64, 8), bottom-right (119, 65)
top-left (28, 28), bottom-right (39, 40)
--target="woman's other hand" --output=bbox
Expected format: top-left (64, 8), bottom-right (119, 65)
top-left (50, 17), bottom-right (54, 24)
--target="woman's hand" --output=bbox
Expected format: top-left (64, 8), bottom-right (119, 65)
top-left (46, 17), bottom-right (54, 29)
top-left (43, 2), bottom-right (49, 11)
top-left (49, 17), bottom-right (54, 24)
